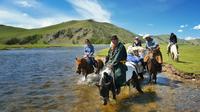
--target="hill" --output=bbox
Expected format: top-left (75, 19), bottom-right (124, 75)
top-left (154, 34), bottom-right (189, 44)
top-left (0, 19), bottom-right (138, 45)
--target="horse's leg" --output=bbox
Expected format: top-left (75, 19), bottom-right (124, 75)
top-left (131, 72), bottom-right (143, 93)
top-left (149, 73), bottom-right (152, 83)
top-left (154, 73), bottom-right (157, 84)
top-left (111, 84), bottom-right (116, 100)
top-left (138, 73), bottom-right (144, 80)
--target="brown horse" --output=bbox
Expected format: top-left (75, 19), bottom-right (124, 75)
top-left (144, 49), bottom-right (162, 83)
top-left (75, 57), bottom-right (104, 79)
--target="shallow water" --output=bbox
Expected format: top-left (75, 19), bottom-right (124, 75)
top-left (0, 46), bottom-right (199, 112)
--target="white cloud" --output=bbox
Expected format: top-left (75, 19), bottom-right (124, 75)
top-left (180, 24), bottom-right (188, 28)
top-left (147, 24), bottom-right (154, 26)
top-left (67, 0), bottom-right (111, 22)
top-left (0, 9), bottom-right (79, 28)
top-left (177, 29), bottom-right (183, 32)
top-left (185, 36), bottom-right (199, 40)
top-left (14, 0), bottom-right (39, 8)
top-left (0, 0), bottom-right (112, 28)
top-left (193, 24), bottom-right (200, 30)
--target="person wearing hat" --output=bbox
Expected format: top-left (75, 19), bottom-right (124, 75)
top-left (133, 36), bottom-right (142, 47)
top-left (143, 34), bottom-right (163, 72)
top-left (143, 34), bottom-right (159, 50)
top-left (106, 35), bottom-right (127, 95)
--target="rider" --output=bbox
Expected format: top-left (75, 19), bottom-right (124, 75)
top-left (84, 39), bottom-right (96, 67)
top-left (167, 33), bottom-right (178, 54)
top-left (133, 36), bottom-right (142, 47)
top-left (106, 35), bottom-right (127, 95)
top-left (143, 34), bottom-right (163, 72)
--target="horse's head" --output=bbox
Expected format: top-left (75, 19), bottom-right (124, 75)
top-left (100, 67), bottom-right (112, 78)
top-left (75, 57), bottom-right (87, 74)
top-left (97, 66), bottom-right (115, 105)
top-left (144, 49), bottom-right (157, 62)
top-left (75, 57), bottom-right (82, 74)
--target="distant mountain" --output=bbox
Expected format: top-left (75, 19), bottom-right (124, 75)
top-left (154, 34), bottom-right (190, 44)
top-left (0, 19), bottom-right (138, 45)
top-left (187, 39), bottom-right (200, 45)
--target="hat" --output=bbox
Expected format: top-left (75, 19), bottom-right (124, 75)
top-left (143, 34), bottom-right (152, 39)
top-left (111, 35), bottom-right (118, 40)
top-left (135, 36), bottom-right (139, 39)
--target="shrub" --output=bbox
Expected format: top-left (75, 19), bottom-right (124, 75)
top-left (19, 34), bottom-right (42, 44)
top-left (5, 38), bottom-right (21, 45)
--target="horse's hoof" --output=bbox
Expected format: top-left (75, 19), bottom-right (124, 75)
top-left (102, 100), bottom-right (107, 105)
top-left (95, 83), bottom-right (100, 87)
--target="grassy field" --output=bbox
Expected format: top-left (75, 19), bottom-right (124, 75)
top-left (0, 44), bottom-right (82, 50)
top-left (96, 43), bottom-right (200, 74)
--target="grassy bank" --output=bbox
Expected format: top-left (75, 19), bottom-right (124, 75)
top-left (0, 44), bottom-right (82, 50)
top-left (96, 44), bottom-right (200, 74)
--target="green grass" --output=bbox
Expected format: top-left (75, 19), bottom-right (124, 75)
top-left (96, 43), bottom-right (200, 74)
top-left (160, 44), bottom-right (200, 74)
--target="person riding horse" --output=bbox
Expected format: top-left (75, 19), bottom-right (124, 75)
top-left (133, 36), bottom-right (142, 47)
top-left (106, 35), bottom-right (127, 95)
top-left (167, 33), bottom-right (178, 54)
top-left (143, 34), bottom-right (163, 72)
top-left (84, 39), bottom-right (96, 67)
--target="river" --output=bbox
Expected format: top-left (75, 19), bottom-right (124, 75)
top-left (0, 46), bottom-right (199, 112)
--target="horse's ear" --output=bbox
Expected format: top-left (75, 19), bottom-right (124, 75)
top-left (144, 55), bottom-right (149, 62)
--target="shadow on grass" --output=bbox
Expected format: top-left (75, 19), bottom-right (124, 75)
top-left (177, 60), bottom-right (192, 64)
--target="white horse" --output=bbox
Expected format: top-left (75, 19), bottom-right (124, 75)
top-left (170, 44), bottom-right (179, 61)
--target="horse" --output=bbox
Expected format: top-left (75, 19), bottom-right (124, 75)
top-left (75, 57), bottom-right (104, 80)
top-left (144, 49), bottom-right (161, 83)
top-left (96, 63), bottom-right (143, 105)
top-left (170, 44), bottom-right (179, 61)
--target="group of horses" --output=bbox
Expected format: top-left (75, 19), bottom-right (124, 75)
top-left (75, 44), bottom-right (179, 105)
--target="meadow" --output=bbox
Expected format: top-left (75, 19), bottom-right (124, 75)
top-left (96, 43), bottom-right (200, 74)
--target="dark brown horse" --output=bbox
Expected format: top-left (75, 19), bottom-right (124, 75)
top-left (75, 57), bottom-right (104, 79)
top-left (144, 49), bottom-right (162, 83)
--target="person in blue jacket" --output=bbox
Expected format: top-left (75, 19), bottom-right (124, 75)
top-left (84, 39), bottom-right (96, 67)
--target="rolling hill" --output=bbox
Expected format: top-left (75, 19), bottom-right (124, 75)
top-left (0, 19), bottom-right (138, 45)
top-left (0, 19), bottom-right (199, 45)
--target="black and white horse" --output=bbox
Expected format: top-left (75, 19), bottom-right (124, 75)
top-left (96, 61), bottom-right (143, 105)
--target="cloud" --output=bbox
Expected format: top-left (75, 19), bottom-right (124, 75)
top-left (147, 24), bottom-right (154, 26)
top-left (193, 24), bottom-right (200, 30)
top-left (180, 24), bottom-right (188, 28)
top-left (67, 0), bottom-right (111, 22)
top-left (14, 0), bottom-right (39, 8)
top-left (0, 9), bottom-right (79, 28)
top-left (177, 29), bottom-right (183, 32)
top-left (185, 36), bottom-right (199, 40)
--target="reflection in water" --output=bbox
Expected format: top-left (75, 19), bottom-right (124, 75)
top-left (0, 47), bottom-right (200, 112)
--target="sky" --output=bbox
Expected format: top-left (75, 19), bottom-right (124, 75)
top-left (0, 0), bottom-right (199, 40)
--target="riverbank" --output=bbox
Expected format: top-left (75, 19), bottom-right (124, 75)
top-left (0, 44), bottom-right (83, 50)
top-left (163, 64), bottom-right (200, 80)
